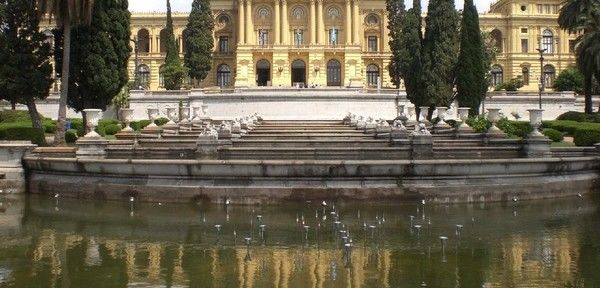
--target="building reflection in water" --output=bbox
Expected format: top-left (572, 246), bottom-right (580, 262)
top-left (0, 195), bottom-right (597, 288)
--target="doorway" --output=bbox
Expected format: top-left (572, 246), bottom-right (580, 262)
top-left (291, 59), bottom-right (306, 87)
top-left (256, 59), bottom-right (271, 86)
top-left (327, 59), bottom-right (342, 86)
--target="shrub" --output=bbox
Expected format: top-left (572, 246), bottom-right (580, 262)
top-left (65, 129), bottom-right (78, 143)
top-left (542, 128), bottom-right (564, 142)
top-left (495, 77), bottom-right (524, 91)
top-left (465, 115), bottom-right (491, 133)
top-left (497, 118), bottom-right (532, 138)
top-left (103, 123), bottom-right (122, 135)
top-left (573, 129), bottom-right (600, 146)
top-left (0, 110), bottom-right (45, 123)
top-left (556, 111), bottom-right (600, 123)
top-left (67, 118), bottom-right (85, 136)
top-left (0, 125), bottom-right (45, 146)
top-left (130, 120), bottom-right (152, 131)
top-left (42, 120), bottom-right (57, 134)
top-left (542, 120), bottom-right (600, 136)
top-left (154, 117), bottom-right (169, 126)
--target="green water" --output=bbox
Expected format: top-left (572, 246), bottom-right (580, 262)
top-left (0, 194), bottom-right (599, 288)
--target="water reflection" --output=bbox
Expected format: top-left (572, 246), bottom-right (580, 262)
top-left (0, 195), bottom-right (598, 287)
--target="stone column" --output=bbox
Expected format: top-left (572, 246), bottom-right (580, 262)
top-left (317, 0), bottom-right (324, 44)
top-left (246, 0), bottom-right (254, 45)
top-left (345, 0), bottom-right (352, 45)
top-left (238, 0), bottom-right (245, 44)
top-left (352, 0), bottom-right (360, 45)
top-left (274, 0), bottom-right (281, 44)
top-left (156, 35), bottom-right (161, 53)
top-left (380, 12), bottom-right (387, 51)
top-left (310, 0), bottom-right (316, 44)
top-left (281, 0), bottom-right (289, 45)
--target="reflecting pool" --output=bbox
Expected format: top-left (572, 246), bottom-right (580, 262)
top-left (0, 194), bottom-right (599, 287)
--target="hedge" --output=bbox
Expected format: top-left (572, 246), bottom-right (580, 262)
top-left (542, 128), bottom-right (564, 142)
top-left (497, 119), bottom-right (532, 138)
top-left (0, 110), bottom-right (45, 123)
top-left (542, 120), bottom-right (600, 136)
top-left (154, 117), bottom-right (169, 126)
top-left (556, 111), bottom-right (600, 123)
top-left (573, 129), bottom-right (600, 146)
top-left (103, 123), bottom-right (122, 135)
top-left (0, 123), bottom-right (45, 145)
top-left (65, 129), bottom-right (78, 143)
top-left (130, 120), bottom-right (152, 131)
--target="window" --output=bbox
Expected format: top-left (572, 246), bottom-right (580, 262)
top-left (327, 59), bottom-right (342, 86)
top-left (368, 36), bottom-right (378, 52)
top-left (522, 67), bottom-right (529, 85)
top-left (521, 28), bottom-right (528, 33)
top-left (543, 65), bottom-right (555, 87)
top-left (216, 64), bottom-right (231, 87)
top-left (218, 15), bottom-right (229, 25)
top-left (137, 29), bottom-right (150, 53)
top-left (294, 29), bottom-right (304, 47)
top-left (366, 64), bottom-right (380, 87)
top-left (520, 5), bottom-right (527, 11)
top-left (329, 28), bottom-right (338, 46)
top-left (521, 39), bottom-right (529, 53)
top-left (159, 29), bottom-right (168, 53)
top-left (491, 65), bottom-right (503, 87)
top-left (159, 65), bottom-right (165, 87)
top-left (491, 29), bottom-right (503, 53)
top-left (542, 29), bottom-right (553, 53)
top-left (366, 14), bottom-right (378, 25)
top-left (258, 29), bottom-right (269, 46)
top-left (219, 36), bottom-right (229, 52)
top-left (569, 40), bottom-right (577, 53)
top-left (137, 64), bottom-right (150, 89)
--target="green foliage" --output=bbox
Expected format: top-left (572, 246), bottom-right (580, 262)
top-left (0, 110), bottom-right (44, 123)
top-left (542, 120), bottom-right (600, 135)
top-left (574, 128), bottom-right (600, 146)
top-left (421, 0), bottom-right (460, 107)
top-left (556, 111), bottom-right (600, 123)
top-left (0, 124), bottom-right (45, 146)
top-left (386, 0), bottom-right (405, 87)
top-left (481, 31), bottom-right (500, 75)
top-left (103, 123), bottom-right (122, 135)
top-left (65, 129), bottom-right (78, 143)
top-left (54, 0), bottom-right (131, 112)
top-left (163, 0), bottom-right (188, 90)
top-left (184, 0), bottom-right (214, 84)
top-left (497, 118), bottom-right (532, 138)
top-left (67, 118), bottom-right (85, 136)
top-left (494, 76), bottom-right (524, 91)
top-left (43, 120), bottom-right (57, 134)
top-left (130, 120), bottom-right (152, 131)
top-left (465, 114), bottom-right (491, 133)
top-left (154, 117), bottom-right (170, 126)
top-left (112, 81), bottom-right (133, 109)
top-left (456, 0), bottom-right (487, 116)
top-left (542, 128), bottom-right (564, 142)
top-left (554, 67), bottom-right (584, 94)
top-left (0, 0), bottom-right (53, 129)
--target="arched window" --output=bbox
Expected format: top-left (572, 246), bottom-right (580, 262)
top-left (137, 29), bottom-right (150, 53)
top-left (491, 29), bottom-right (503, 53)
top-left (366, 14), bottom-right (378, 25)
top-left (522, 67), bottom-right (530, 85)
top-left (217, 64), bottom-right (231, 87)
top-left (160, 28), bottom-right (168, 53)
top-left (137, 64), bottom-right (150, 89)
top-left (327, 59), bottom-right (342, 86)
top-left (542, 29), bottom-right (554, 53)
top-left (159, 65), bottom-right (165, 87)
top-left (543, 65), bottom-right (555, 87)
top-left (491, 65), bottom-right (503, 87)
top-left (366, 64), bottom-right (380, 87)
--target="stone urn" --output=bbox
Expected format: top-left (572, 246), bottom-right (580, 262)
top-left (418, 106), bottom-right (431, 125)
top-left (191, 106), bottom-right (201, 120)
top-left (397, 104), bottom-right (405, 118)
top-left (486, 108), bottom-right (504, 136)
top-left (82, 109), bottom-right (103, 138)
top-left (119, 108), bottom-right (134, 132)
top-left (406, 106), bottom-right (417, 126)
top-left (179, 106), bottom-right (191, 124)
top-left (165, 107), bottom-right (177, 124)
top-left (201, 104), bottom-right (209, 119)
top-left (456, 107), bottom-right (474, 133)
top-left (146, 107), bottom-right (159, 127)
top-left (434, 106), bottom-right (451, 132)
top-left (527, 109), bottom-right (544, 137)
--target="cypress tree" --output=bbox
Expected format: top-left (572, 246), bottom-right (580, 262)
top-left (184, 0), bottom-right (214, 86)
top-left (0, 0), bottom-right (53, 130)
top-left (455, 0), bottom-right (486, 115)
top-left (57, 0), bottom-right (132, 113)
top-left (386, 0), bottom-right (404, 87)
top-left (397, 0), bottom-right (426, 107)
top-left (163, 0), bottom-right (188, 90)
top-left (421, 0), bottom-right (460, 107)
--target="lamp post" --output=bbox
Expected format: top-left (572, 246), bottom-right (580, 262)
top-left (535, 47), bottom-right (546, 109)
top-left (130, 37), bottom-right (140, 89)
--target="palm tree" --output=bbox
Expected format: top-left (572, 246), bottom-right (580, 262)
top-left (558, 0), bottom-right (600, 113)
top-left (35, 0), bottom-right (94, 145)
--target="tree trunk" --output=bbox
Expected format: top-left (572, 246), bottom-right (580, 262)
top-left (53, 20), bottom-right (71, 146)
top-left (10, 100), bottom-right (16, 110)
top-left (584, 73), bottom-right (593, 114)
top-left (25, 97), bottom-right (47, 146)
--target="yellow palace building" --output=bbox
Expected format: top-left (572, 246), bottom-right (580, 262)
top-left (126, 0), bottom-right (576, 91)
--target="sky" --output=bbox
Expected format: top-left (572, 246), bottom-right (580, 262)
top-left (129, 0), bottom-right (497, 13)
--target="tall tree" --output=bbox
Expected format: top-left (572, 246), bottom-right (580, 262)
top-left (184, 0), bottom-right (214, 86)
top-left (163, 0), bottom-right (187, 90)
top-left (455, 0), bottom-right (486, 115)
top-left (421, 0), bottom-right (460, 107)
top-left (53, 0), bottom-right (131, 114)
top-left (397, 0), bottom-right (427, 108)
top-left (0, 0), bottom-right (53, 131)
top-left (386, 0), bottom-right (404, 87)
top-left (559, 0), bottom-right (600, 113)
top-left (35, 0), bottom-right (94, 145)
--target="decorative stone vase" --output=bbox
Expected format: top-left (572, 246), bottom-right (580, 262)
top-left (119, 108), bottom-right (134, 132)
top-left (527, 109), bottom-right (544, 137)
top-left (165, 107), bottom-right (177, 124)
top-left (436, 107), bottom-right (448, 121)
top-left (486, 108), bottom-right (502, 134)
top-left (419, 106), bottom-right (431, 125)
top-left (457, 107), bottom-right (471, 127)
top-left (179, 106), bottom-right (191, 123)
top-left (201, 104), bottom-right (209, 118)
top-left (146, 107), bottom-right (159, 127)
top-left (433, 107), bottom-right (451, 132)
top-left (192, 106), bottom-right (201, 120)
top-left (397, 104), bottom-right (405, 118)
top-left (406, 106), bottom-right (417, 126)
top-left (82, 109), bottom-right (103, 138)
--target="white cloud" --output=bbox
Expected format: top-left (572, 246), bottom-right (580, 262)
top-left (128, 0), bottom-right (497, 13)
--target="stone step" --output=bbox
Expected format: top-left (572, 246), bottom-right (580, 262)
top-left (220, 147), bottom-right (410, 160)
top-left (241, 134), bottom-right (375, 140)
top-left (260, 120), bottom-right (343, 125)
top-left (249, 129), bottom-right (367, 134)
top-left (231, 139), bottom-right (391, 148)
top-left (253, 126), bottom-right (357, 130)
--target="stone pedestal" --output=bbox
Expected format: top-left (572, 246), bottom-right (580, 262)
top-left (196, 136), bottom-right (220, 157)
top-left (0, 141), bottom-right (37, 192)
top-left (522, 137), bottom-right (552, 158)
top-left (364, 121), bottom-right (377, 134)
top-left (375, 125), bottom-right (391, 139)
top-left (411, 134), bottom-right (433, 159)
top-left (76, 137), bottom-right (109, 158)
